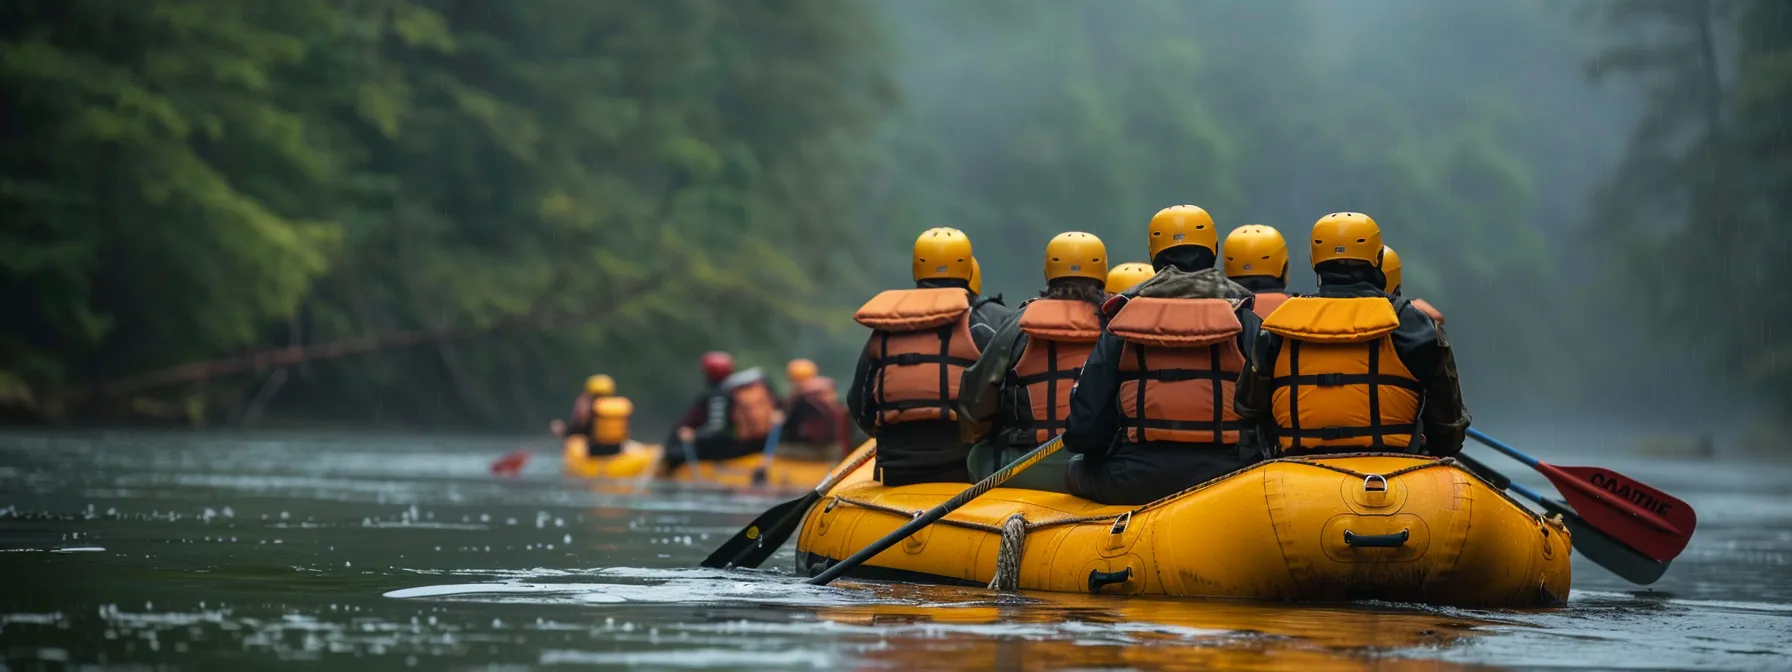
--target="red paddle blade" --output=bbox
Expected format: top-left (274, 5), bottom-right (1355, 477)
top-left (1540, 463), bottom-right (1695, 562)
top-left (490, 450), bottom-right (531, 476)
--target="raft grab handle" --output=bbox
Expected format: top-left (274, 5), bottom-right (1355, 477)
top-left (1087, 567), bottom-right (1133, 593)
top-left (1343, 528), bottom-right (1410, 548)
top-left (1109, 511), bottom-right (1132, 536)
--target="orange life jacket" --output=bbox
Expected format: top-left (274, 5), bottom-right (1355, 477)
top-left (1110, 297), bottom-right (1248, 445)
top-left (591, 396), bottom-right (632, 445)
top-left (1262, 296), bottom-right (1421, 452)
top-left (1410, 298), bottom-right (1444, 327)
top-left (1006, 298), bottom-right (1103, 444)
top-left (855, 288), bottom-right (982, 428)
top-left (1251, 291), bottom-right (1290, 319)
top-left (728, 380), bottom-right (776, 441)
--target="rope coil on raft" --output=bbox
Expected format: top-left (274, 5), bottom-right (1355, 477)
top-left (988, 513), bottom-right (1028, 591)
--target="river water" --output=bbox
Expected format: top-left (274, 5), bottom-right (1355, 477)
top-left (1, 429), bottom-right (1787, 670)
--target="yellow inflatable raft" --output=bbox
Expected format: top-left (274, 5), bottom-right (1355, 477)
top-left (562, 436), bottom-right (662, 479)
top-left (796, 451), bottom-right (1572, 607)
top-left (561, 435), bottom-right (833, 489)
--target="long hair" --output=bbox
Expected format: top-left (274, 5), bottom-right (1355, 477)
top-left (1039, 277), bottom-right (1107, 306)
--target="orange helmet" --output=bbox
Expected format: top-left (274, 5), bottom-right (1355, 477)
top-left (1310, 212), bottom-right (1382, 267)
top-left (1105, 262), bottom-right (1156, 294)
top-left (1223, 225), bottom-right (1288, 279)
top-left (786, 358), bottom-right (818, 383)
top-left (1044, 232), bottom-right (1108, 281)
top-left (1148, 205), bottom-right (1218, 258)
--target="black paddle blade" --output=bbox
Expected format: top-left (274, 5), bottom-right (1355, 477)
top-left (1538, 497), bottom-right (1671, 585)
top-left (698, 493), bottom-right (814, 569)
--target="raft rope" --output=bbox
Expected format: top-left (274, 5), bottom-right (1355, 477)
top-left (988, 513), bottom-right (1028, 591)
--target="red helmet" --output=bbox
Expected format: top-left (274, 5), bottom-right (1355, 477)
top-left (700, 351), bottom-right (734, 384)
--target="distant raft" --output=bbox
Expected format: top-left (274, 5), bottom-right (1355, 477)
top-left (796, 450), bottom-right (1572, 607)
top-left (561, 435), bottom-right (833, 489)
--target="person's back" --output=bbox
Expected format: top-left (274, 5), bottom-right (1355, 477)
top-left (1062, 205), bottom-right (1266, 505)
top-left (668, 352), bottom-right (781, 469)
top-left (959, 232), bottom-right (1108, 490)
top-left (780, 359), bottom-right (846, 460)
top-left (1235, 214), bottom-right (1469, 457)
top-left (1222, 224), bottom-right (1294, 319)
top-left (847, 227), bottom-right (994, 485)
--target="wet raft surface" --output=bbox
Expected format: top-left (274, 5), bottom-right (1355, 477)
top-left (1, 430), bottom-right (1789, 670)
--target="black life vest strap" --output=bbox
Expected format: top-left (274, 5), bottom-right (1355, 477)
top-left (1287, 340), bottom-right (1302, 450)
top-left (1119, 343), bottom-right (1239, 441)
top-left (1270, 373), bottom-right (1421, 390)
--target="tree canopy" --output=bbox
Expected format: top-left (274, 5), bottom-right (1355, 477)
top-left (1, 0), bottom-right (1780, 430)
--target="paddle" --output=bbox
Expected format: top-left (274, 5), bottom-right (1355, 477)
top-left (806, 436), bottom-right (1065, 587)
top-left (749, 422), bottom-right (785, 486)
top-left (701, 444), bottom-right (879, 569)
top-left (1468, 428), bottom-right (1695, 563)
top-left (1455, 453), bottom-right (1670, 585)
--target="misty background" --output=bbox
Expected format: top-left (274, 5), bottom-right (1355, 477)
top-left (1, 0), bottom-right (1784, 447)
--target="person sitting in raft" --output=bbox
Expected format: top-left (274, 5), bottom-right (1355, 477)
top-left (847, 227), bottom-right (1008, 486)
top-left (1104, 262), bottom-right (1156, 296)
top-left (778, 358), bottom-right (848, 461)
top-left (1061, 206), bottom-right (1267, 505)
top-left (665, 351), bottom-right (783, 472)
top-left (1223, 224), bottom-right (1294, 319)
top-left (967, 257), bottom-right (1013, 329)
top-left (553, 374), bottom-right (633, 457)
top-left (1381, 245), bottom-right (1445, 328)
top-left (1235, 213), bottom-right (1469, 458)
top-left (959, 232), bottom-right (1110, 491)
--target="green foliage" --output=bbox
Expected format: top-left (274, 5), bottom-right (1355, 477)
top-left (6, 0), bottom-right (1755, 429)
top-left (1585, 0), bottom-right (1790, 417)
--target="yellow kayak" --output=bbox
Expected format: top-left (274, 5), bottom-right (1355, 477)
top-left (796, 450), bottom-right (1572, 607)
top-left (561, 435), bottom-right (834, 489)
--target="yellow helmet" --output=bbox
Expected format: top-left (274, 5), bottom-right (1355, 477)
top-left (968, 258), bottom-right (983, 295)
top-left (1044, 232), bottom-right (1108, 282)
top-left (584, 374), bottom-right (615, 397)
top-left (912, 227), bottom-right (974, 283)
top-left (1223, 225), bottom-right (1288, 279)
top-left (1381, 245), bottom-right (1402, 293)
top-left (786, 358), bottom-right (818, 383)
top-left (1309, 212), bottom-right (1383, 267)
top-left (1148, 205), bottom-right (1218, 259)
top-left (1105, 262), bottom-right (1156, 294)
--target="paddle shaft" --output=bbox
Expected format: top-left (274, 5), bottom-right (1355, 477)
top-left (718, 444), bottom-right (879, 569)
top-left (1468, 428), bottom-right (1678, 535)
top-left (806, 437), bottom-right (1064, 586)
top-left (1467, 428), bottom-right (1538, 467)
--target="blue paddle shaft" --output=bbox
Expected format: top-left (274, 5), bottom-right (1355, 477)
top-left (760, 421), bottom-right (783, 460)
top-left (1467, 427), bottom-right (1539, 467)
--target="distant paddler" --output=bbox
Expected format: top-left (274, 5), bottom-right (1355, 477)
top-left (665, 351), bottom-right (782, 473)
top-left (1222, 225), bottom-right (1293, 318)
top-left (778, 358), bottom-right (848, 461)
